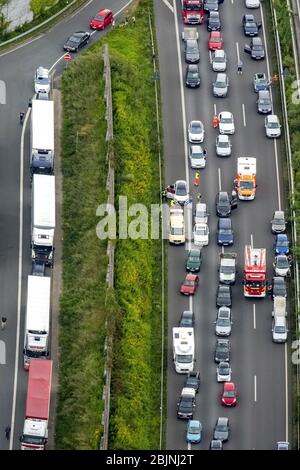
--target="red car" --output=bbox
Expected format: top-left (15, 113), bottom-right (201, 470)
top-left (208, 31), bottom-right (223, 51)
top-left (180, 274), bottom-right (199, 295)
top-left (221, 382), bottom-right (237, 407)
top-left (90, 9), bottom-right (113, 30)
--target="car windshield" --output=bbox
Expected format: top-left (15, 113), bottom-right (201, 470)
top-left (214, 56), bottom-right (224, 62)
top-left (240, 181), bottom-right (254, 189)
top-left (70, 35), bottom-right (82, 43)
top-left (216, 425), bottom-right (227, 432)
top-left (219, 201), bottom-right (229, 207)
top-left (187, 47), bottom-right (199, 53)
top-left (176, 354), bottom-right (193, 363)
top-left (171, 228), bottom-right (184, 235)
top-left (212, 37), bottom-right (221, 42)
top-left (192, 151), bottom-right (203, 159)
top-left (268, 121), bottom-right (279, 128)
top-left (191, 124), bottom-right (201, 133)
top-left (94, 14), bottom-right (105, 21)
top-left (253, 45), bottom-right (263, 51)
top-left (195, 227), bottom-right (207, 235)
top-left (246, 280), bottom-right (264, 287)
top-left (274, 326), bottom-right (286, 333)
top-left (219, 365), bottom-right (229, 373)
top-left (189, 425), bottom-right (200, 434)
top-left (219, 228), bottom-right (231, 234)
top-left (220, 266), bottom-right (234, 273)
top-left (260, 99), bottom-right (271, 105)
top-left (176, 186), bottom-right (187, 195)
top-left (185, 279), bottom-right (195, 286)
top-left (246, 22), bottom-right (256, 27)
top-left (221, 117), bottom-right (232, 123)
top-left (218, 140), bottom-right (229, 147)
top-left (215, 81), bottom-right (226, 88)
top-left (189, 256), bottom-right (199, 262)
top-left (277, 240), bottom-right (288, 247)
top-left (277, 258), bottom-right (288, 268)
top-left (273, 218), bottom-right (284, 224)
top-left (186, 4), bottom-right (202, 10)
top-left (36, 75), bottom-right (49, 84)
top-left (196, 210), bottom-right (205, 217)
top-left (188, 71), bottom-right (199, 79)
top-left (217, 318), bottom-right (230, 326)
top-left (224, 390), bottom-right (235, 397)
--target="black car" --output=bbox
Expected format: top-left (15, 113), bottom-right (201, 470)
top-left (207, 11), bottom-right (221, 31)
top-left (185, 64), bottom-right (201, 88)
top-left (244, 37), bottom-right (265, 60)
top-left (242, 14), bottom-right (261, 36)
top-left (216, 191), bottom-right (236, 217)
top-left (177, 390), bottom-right (196, 419)
top-left (63, 31), bottom-right (91, 52)
top-left (216, 284), bottom-right (232, 307)
top-left (213, 417), bottom-right (230, 442)
top-left (214, 339), bottom-right (231, 363)
top-left (186, 249), bottom-right (202, 272)
top-left (269, 277), bottom-right (287, 299)
top-left (179, 310), bottom-right (195, 327)
top-left (184, 371), bottom-right (200, 393)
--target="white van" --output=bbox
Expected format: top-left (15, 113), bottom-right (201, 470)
top-left (272, 297), bottom-right (288, 343)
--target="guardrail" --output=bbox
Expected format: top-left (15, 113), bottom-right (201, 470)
top-left (269, 0), bottom-right (300, 449)
top-left (99, 43), bottom-right (114, 451)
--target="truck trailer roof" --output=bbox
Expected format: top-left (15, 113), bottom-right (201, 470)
top-left (237, 157), bottom-right (256, 176)
top-left (26, 359), bottom-right (52, 420)
top-left (31, 100), bottom-right (54, 151)
top-left (32, 174), bottom-right (55, 228)
top-left (26, 276), bottom-right (51, 332)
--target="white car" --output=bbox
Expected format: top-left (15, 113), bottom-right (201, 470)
top-left (194, 203), bottom-right (208, 224)
top-left (273, 255), bottom-right (291, 277)
top-left (193, 223), bottom-right (209, 246)
top-left (246, 0), bottom-right (260, 8)
top-left (169, 208), bottom-right (185, 245)
top-left (218, 112), bottom-right (235, 135)
top-left (188, 120), bottom-right (205, 143)
top-left (215, 307), bottom-right (232, 336)
top-left (174, 180), bottom-right (189, 204)
top-left (189, 145), bottom-right (206, 168)
top-left (211, 49), bottom-right (227, 72)
top-left (217, 362), bottom-right (232, 382)
top-left (34, 66), bottom-right (50, 94)
top-left (216, 135), bottom-right (232, 157)
top-left (265, 115), bottom-right (281, 138)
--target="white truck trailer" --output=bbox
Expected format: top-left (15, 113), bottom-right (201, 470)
top-left (30, 99), bottom-right (54, 176)
top-left (23, 275), bottom-right (51, 370)
top-left (31, 174), bottom-right (55, 266)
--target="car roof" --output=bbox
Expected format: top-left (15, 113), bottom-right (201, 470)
top-left (245, 14), bottom-right (255, 20)
top-left (216, 73), bottom-right (226, 79)
top-left (211, 31), bottom-right (221, 37)
top-left (190, 120), bottom-right (201, 126)
top-left (277, 234), bottom-right (288, 241)
top-left (188, 64), bottom-right (199, 72)
top-left (219, 111), bottom-right (232, 118)
top-left (186, 273), bottom-right (197, 280)
top-left (36, 66), bottom-right (49, 77)
top-left (218, 134), bottom-right (229, 142)
top-left (218, 218), bottom-right (232, 227)
top-left (274, 210), bottom-right (284, 217)
top-left (189, 420), bottom-right (201, 427)
top-left (224, 382), bottom-right (235, 390)
top-left (267, 114), bottom-right (278, 122)
top-left (196, 202), bottom-right (207, 211)
top-left (175, 179), bottom-right (187, 186)
top-left (217, 417), bottom-right (228, 425)
top-left (214, 49), bottom-right (225, 57)
top-left (252, 37), bottom-right (262, 44)
top-left (218, 191), bottom-right (229, 199)
top-left (273, 276), bottom-right (285, 283)
top-left (96, 8), bottom-right (112, 16)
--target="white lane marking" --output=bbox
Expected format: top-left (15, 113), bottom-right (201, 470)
top-left (231, 0), bottom-right (234, 4)
top-left (236, 41), bottom-right (240, 63)
top-left (242, 103), bottom-right (246, 127)
top-left (284, 342), bottom-right (288, 441)
top-left (260, 6), bottom-right (281, 210)
top-left (173, 0), bottom-right (191, 251)
top-left (214, 103), bottom-right (217, 115)
top-left (218, 168), bottom-right (221, 191)
top-left (161, 0), bottom-right (174, 13)
top-left (187, 442), bottom-right (191, 450)
top-left (209, 50), bottom-right (212, 63)
top-left (253, 304), bottom-right (256, 330)
top-left (254, 375), bottom-right (257, 402)
top-left (0, 35), bottom-right (43, 57)
top-left (10, 107), bottom-right (28, 449)
top-left (250, 233), bottom-right (253, 248)
top-left (189, 296), bottom-right (193, 311)
top-left (221, 246), bottom-right (224, 254)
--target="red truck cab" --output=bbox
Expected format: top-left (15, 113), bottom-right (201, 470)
top-left (181, 0), bottom-right (204, 24)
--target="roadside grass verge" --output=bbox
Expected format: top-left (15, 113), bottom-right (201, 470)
top-left (55, 52), bottom-right (110, 449)
top-left (55, 0), bottom-right (165, 450)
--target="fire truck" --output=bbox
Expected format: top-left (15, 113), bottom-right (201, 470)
top-left (244, 245), bottom-right (267, 297)
top-left (181, 0), bottom-right (204, 24)
top-left (234, 157), bottom-right (257, 200)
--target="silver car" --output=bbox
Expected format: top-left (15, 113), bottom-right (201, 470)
top-left (215, 306), bottom-right (232, 336)
top-left (216, 134), bottom-right (231, 157)
top-left (213, 73), bottom-right (229, 97)
top-left (189, 145), bottom-right (206, 168)
top-left (194, 203), bottom-right (208, 224)
top-left (217, 362), bottom-right (232, 382)
top-left (273, 255), bottom-right (291, 277)
top-left (271, 210), bottom-right (286, 233)
top-left (265, 115), bottom-right (281, 138)
top-left (257, 89), bottom-right (272, 114)
top-left (211, 49), bottom-right (227, 71)
top-left (34, 66), bottom-right (50, 94)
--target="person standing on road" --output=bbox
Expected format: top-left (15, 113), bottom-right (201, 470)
top-left (5, 426), bottom-right (10, 440)
top-left (1, 316), bottom-right (7, 330)
top-left (213, 114), bottom-right (219, 128)
top-left (19, 111), bottom-right (25, 125)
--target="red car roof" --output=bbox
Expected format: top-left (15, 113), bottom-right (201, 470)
top-left (186, 273), bottom-right (198, 281)
top-left (96, 8), bottom-right (112, 17)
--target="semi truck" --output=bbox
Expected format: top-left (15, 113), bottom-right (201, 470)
top-left (23, 275), bottom-right (51, 370)
top-left (181, 0), bottom-right (204, 24)
top-left (20, 359), bottom-right (52, 450)
top-left (244, 245), bottom-right (267, 297)
top-left (234, 157), bottom-right (257, 200)
top-left (173, 327), bottom-right (194, 373)
top-left (30, 99), bottom-right (54, 176)
top-left (31, 174), bottom-right (55, 267)
top-left (219, 252), bottom-right (237, 284)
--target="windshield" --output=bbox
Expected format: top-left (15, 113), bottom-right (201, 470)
top-left (216, 425), bottom-right (227, 432)
top-left (277, 240), bottom-right (288, 246)
top-left (192, 152), bottom-right (203, 159)
top-left (277, 258), bottom-right (288, 268)
top-left (245, 280), bottom-right (265, 288)
top-left (185, 279), bottom-right (195, 286)
top-left (70, 35), bottom-right (82, 43)
top-left (185, 2), bottom-right (203, 11)
top-left (220, 266), bottom-right (234, 273)
top-left (219, 366), bottom-right (229, 373)
top-left (187, 47), bottom-right (199, 53)
top-left (268, 121), bottom-right (279, 128)
top-left (274, 326), bottom-right (286, 333)
top-left (36, 76), bottom-right (49, 84)
top-left (195, 227), bottom-right (207, 235)
top-left (176, 354), bottom-right (193, 363)
top-left (221, 117), bottom-right (232, 123)
top-left (191, 124), bottom-right (201, 133)
top-left (176, 186), bottom-right (187, 195)
top-left (260, 99), bottom-right (271, 105)
top-left (189, 256), bottom-right (199, 263)
top-left (217, 318), bottom-right (230, 326)
top-left (218, 140), bottom-right (229, 147)
top-left (214, 56), bottom-right (225, 62)
top-left (215, 81), bottom-right (226, 88)
top-left (33, 245), bottom-right (51, 254)
top-left (188, 71), bottom-right (199, 79)
top-left (94, 14), bottom-right (105, 21)
top-left (21, 435), bottom-right (45, 445)
top-left (246, 22), bottom-right (256, 28)
top-left (171, 228), bottom-right (184, 235)
top-left (189, 426), bottom-right (200, 434)
top-left (253, 45), bottom-right (263, 51)
top-left (219, 228), bottom-right (231, 234)
top-left (224, 390), bottom-right (235, 397)
top-left (212, 37), bottom-right (221, 42)
top-left (273, 218), bottom-right (284, 224)
top-left (240, 181), bottom-right (254, 190)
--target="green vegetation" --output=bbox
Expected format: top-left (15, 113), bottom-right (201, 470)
top-left (56, 0), bottom-right (165, 450)
top-left (55, 53), bottom-right (109, 449)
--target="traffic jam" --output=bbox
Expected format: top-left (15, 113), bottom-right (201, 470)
top-left (165, 0), bottom-right (290, 447)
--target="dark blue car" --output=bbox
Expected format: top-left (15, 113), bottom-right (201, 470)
top-left (217, 218), bottom-right (234, 246)
top-left (275, 234), bottom-right (289, 255)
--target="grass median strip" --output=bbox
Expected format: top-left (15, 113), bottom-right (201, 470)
top-left (56, 0), bottom-right (165, 450)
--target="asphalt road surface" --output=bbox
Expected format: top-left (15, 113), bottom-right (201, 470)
top-left (154, 0), bottom-right (291, 450)
top-left (0, 0), bottom-right (131, 450)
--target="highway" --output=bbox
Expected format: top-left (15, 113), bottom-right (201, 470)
top-left (154, 0), bottom-right (291, 449)
top-left (0, 0), bottom-right (131, 450)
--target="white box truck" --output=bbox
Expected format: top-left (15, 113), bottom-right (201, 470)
top-left (23, 275), bottom-right (51, 370)
top-left (30, 99), bottom-right (54, 176)
top-left (173, 327), bottom-right (194, 373)
top-left (31, 174), bottom-right (55, 266)
top-left (272, 297), bottom-right (288, 343)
